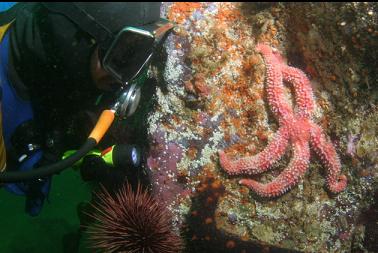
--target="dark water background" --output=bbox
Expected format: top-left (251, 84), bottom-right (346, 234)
top-left (0, 169), bottom-right (91, 253)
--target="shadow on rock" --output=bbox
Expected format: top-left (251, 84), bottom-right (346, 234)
top-left (182, 175), bottom-right (298, 253)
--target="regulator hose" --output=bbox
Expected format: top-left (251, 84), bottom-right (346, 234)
top-left (0, 110), bottom-right (115, 183)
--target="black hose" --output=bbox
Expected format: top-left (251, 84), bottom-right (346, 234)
top-left (0, 138), bottom-right (97, 183)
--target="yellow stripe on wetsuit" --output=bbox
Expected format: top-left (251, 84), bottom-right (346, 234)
top-left (0, 22), bottom-right (13, 172)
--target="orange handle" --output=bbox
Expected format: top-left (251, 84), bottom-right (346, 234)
top-left (89, 109), bottom-right (115, 144)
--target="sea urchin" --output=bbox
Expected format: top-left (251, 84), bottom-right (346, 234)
top-left (86, 183), bottom-right (182, 253)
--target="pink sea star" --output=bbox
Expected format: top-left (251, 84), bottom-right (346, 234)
top-left (218, 43), bottom-right (347, 197)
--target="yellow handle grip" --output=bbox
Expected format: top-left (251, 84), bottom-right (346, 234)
top-left (89, 109), bottom-right (115, 144)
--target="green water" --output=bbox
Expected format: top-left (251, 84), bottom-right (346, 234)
top-left (0, 169), bottom-right (92, 253)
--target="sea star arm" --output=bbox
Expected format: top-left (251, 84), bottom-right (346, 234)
top-left (282, 66), bottom-right (315, 118)
top-left (219, 126), bottom-right (289, 175)
top-left (310, 123), bottom-right (347, 193)
top-left (239, 141), bottom-right (310, 197)
top-left (256, 43), bottom-right (294, 122)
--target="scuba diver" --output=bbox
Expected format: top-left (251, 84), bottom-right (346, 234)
top-left (0, 3), bottom-right (173, 216)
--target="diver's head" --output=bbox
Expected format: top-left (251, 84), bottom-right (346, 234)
top-left (11, 3), bottom-right (173, 117)
top-left (42, 3), bottom-right (173, 88)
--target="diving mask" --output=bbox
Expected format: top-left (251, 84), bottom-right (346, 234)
top-left (105, 20), bottom-right (173, 118)
top-left (102, 20), bottom-right (174, 85)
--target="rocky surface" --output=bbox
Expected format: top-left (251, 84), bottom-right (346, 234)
top-left (142, 3), bottom-right (377, 252)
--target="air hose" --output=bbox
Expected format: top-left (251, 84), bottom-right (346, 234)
top-left (0, 109), bottom-right (115, 183)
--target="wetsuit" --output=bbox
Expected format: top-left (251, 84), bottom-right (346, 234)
top-left (0, 3), bottom-right (100, 216)
top-left (0, 23), bottom-right (50, 216)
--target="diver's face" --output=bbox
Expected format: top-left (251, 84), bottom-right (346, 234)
top-left (90, 47), bottom-right (120, 92)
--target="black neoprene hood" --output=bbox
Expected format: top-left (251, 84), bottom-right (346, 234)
top-left (42, 2), bottom-right (162, 53)
top-left (73, 2), bottom-right (161, 31)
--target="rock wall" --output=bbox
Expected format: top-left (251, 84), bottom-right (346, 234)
top-left (143, 3), bottom-right (377, 252)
